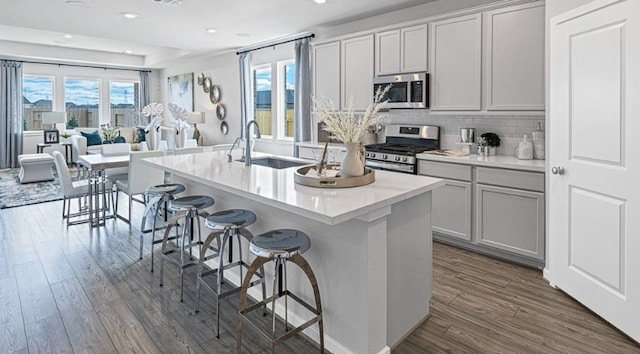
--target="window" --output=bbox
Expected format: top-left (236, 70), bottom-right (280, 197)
top-left (110, 81), bottom-right (139, 127)
top-left (279, 61), bottom-right (295, 139)
top-left (64, 78), bottom-right (100, 128)
top-left (22, 76), bottom-right (53, 131)
top-left (253, 65), bottom-right (272, 137)
top-left (252, 60), bottom-right (296, 141)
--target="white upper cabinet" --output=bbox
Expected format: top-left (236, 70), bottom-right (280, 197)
top-left (375, 30), bottom-right (401, 75)
top-left (375, 24), bottom-right (427, 76)
top-left (430, 14), bottom-right (482, 111)
top-left (341, 34), bottom-right (374, 111)
top-left (312, 41), bottom-right (341, 107)
top-left (401, 24), bottom-right (428, 73)
top-left (484, 2), bottom-right (545, 110)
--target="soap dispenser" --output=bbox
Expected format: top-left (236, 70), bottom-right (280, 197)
top-left (514, 134), bottom-right (534, 160)
top-left (532, 122), bottom-right (545, 160)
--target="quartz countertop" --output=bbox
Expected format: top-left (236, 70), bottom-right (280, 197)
top-left (142, 151), bottom-right (444, 225)
top-left (416, 152), bottom-right (546, 172)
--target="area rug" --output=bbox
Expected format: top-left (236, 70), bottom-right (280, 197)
top-left (0, 168), bottom-right (63, 209)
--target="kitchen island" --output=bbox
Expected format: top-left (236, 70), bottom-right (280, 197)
top-left (142, 151), bottom-right (443, 354)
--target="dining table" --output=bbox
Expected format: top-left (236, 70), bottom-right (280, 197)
top-left (77, 153), bottom-right (129, 227)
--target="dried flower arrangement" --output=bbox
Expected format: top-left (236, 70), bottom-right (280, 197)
top-left (313, 85), bottom-right (390, 143)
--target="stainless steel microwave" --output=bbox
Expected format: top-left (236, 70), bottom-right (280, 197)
top-left (373, 72), bottom-right (429, 109)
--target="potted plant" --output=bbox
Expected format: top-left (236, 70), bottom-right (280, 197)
top-left (480, 132), bottom-right (500, 155)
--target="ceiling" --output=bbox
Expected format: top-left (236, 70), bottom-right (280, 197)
top-left (0, 0), bottom-right (437, 68)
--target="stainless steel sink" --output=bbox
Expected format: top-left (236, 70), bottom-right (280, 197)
top-left (238, 157), bottom-right (308, 169)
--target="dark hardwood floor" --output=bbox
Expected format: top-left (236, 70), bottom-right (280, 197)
top-left (1, 200), bottom-right (639, 353)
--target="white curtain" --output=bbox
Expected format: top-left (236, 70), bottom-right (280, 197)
top-left (139, 71), bottom-right (150, 125)
top-left (1, 60), bottom-right (23, 168)
top-left (293, 38), bottom-right (312, 157)
top-left (239, 52), bottom-right (253, 139)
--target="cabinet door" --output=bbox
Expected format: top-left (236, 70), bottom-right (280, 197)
top-left (430, 14), bottom-right (482, 111)
top-left (375, 30), bottom-right (401, 76)
top-left (313, 41), bottom-right (341, 107)
top-left (432, 179), bottom-right (472, 241)
top-left (484, 2), bottom-right (545, 110)
top-left (341, 34), bottom-right (374, 111)
top-left (476, 184), bottom-right (544, 260)
top-left (401, 24), bottom-right (428, 73)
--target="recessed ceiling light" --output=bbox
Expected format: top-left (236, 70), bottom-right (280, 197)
top-left (63, 34), bottom-right (73, 39)
top-left (313, 0), bottom-right (326, 3)
top-left (122, 12), bottom-right (139, 19)
top-left (236, 33), bottom-right (251, 37)
top-left (65, 1), bottom-right (91, 7)
top-left (206, 28), bottom-right (217, 34)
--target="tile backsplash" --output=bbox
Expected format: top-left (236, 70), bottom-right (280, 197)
top-left (378, 110), bottom-right (545, 157)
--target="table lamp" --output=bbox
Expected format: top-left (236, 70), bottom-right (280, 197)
top-left (42, 111), bottom-right (66, 132)
top-left (186, 112), bottom-right (205, 144)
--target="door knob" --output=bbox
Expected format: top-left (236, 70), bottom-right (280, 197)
top-left (551, 166), bottom-right (565, 175)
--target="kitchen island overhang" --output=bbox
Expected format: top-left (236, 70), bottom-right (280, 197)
top-left (142, 151), bottom-right (443, 354)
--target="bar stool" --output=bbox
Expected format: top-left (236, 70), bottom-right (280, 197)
top-left (194, 209), bottom-right (267, 338)
top-left (159, 194), bottom-right (215, 302)
top-left (236, 229), bottom-right (324, 353)
top-left (140, 183), bottom-right (186, 272)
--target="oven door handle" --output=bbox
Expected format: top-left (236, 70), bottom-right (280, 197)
top-left (365, 160), bottom-right (415, 173)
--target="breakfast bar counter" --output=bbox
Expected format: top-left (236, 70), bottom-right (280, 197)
top-left (142, 151), bottom-right (444, 354)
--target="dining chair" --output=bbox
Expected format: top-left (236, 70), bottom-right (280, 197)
top-left (114, 150), bottom-right (166, 224)
top-left (184, 139), bottom-right (198, 148)
top-left (157, 140), bottom-right (169, 151)
top-left (52, 151), bottom-right (113, 225)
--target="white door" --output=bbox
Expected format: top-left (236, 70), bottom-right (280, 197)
top-left (548, 0), bottom-right (640, 342)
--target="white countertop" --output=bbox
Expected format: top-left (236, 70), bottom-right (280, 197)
top-left (142, 151), bottom-right (444, 225)
top-left (416, 152), bottom-right (546, 172)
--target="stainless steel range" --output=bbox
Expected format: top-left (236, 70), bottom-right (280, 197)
top-left (365, 124), bottom-right (440, 174)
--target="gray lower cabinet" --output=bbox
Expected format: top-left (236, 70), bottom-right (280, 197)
top-left (475, 184), bottom-right (544, 260)
top-left (432, 179), bottom-right (472, 241)
top-left (419, 159), bottom-right (545, 267)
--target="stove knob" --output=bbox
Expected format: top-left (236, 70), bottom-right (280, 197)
top-left (402, 156), bottom-right (408, 162)
top-left (368, 152), bottom-right (375, 158)
top-left (394, 156), bottom-right (401, 162)
top-left (382, 154), bottom-right (388, 160)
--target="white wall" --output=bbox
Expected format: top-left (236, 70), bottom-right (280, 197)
top-left (160, 43), bottom-right (296, 155)
top-left (160, 52), bottom-right (240, 147)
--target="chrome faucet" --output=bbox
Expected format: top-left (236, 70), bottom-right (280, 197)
top-left (244, 120), bottom-right (261, 166)
top-left (227, 137), bottom-right (244, 162)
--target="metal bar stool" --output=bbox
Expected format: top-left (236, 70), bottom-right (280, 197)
top-left (236, 229), bottom-right (324, 353)
top-left (159, 195), bottom-right (215, 302)
top-left (140, 183), bottom-right (186, 272)
top-left (194, 209), bottom-right (267, 338)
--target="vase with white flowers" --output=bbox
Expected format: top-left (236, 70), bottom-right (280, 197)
top-left (313, 85), bottom-right (390, 177)
top-left (168, 103), bottom-right (190, 148)
top-left (141, 102), bottom-right (164, 150)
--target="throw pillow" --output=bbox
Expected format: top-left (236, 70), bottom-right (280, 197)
top-left (113, 136), bottom-right (126, 144)
top-left (137, 127), bottom-right (146, 142)
top-left (81, 130), bottom-right (102, 146)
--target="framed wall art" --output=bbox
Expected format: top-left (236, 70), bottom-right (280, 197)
top-left (167, 73), bottom-right (194, 112)
top-left (44, 130), bottom-right (59, 144)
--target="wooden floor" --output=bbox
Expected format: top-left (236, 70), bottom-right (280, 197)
top-left (394, 243), bottom-right (640, 354)
top-left (0, 200), bottom-right (638, 354)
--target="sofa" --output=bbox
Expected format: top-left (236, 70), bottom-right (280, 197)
top-left (70, 127), bottom-right (142, 165)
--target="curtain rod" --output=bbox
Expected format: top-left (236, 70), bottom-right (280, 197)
top-left (236, 33), bottom-right (315, 55)
top-left (18, 60), bottom-right (152, 73)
